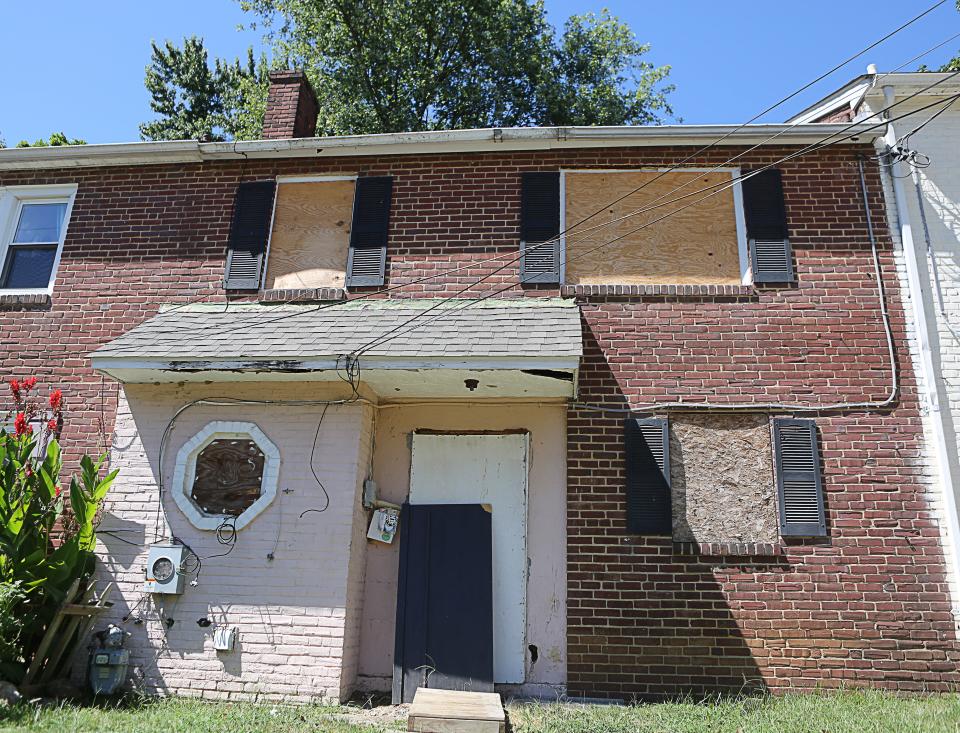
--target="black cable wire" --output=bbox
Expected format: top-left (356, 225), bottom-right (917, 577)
top-left (95, 2), bottom-right (953, 354)
top-left (203, 516), bottom-right (239, 560)
top-left (98, 529), bottom-right (144, 547)
top-left (351, 84), bottom-right (960, 358)
top-left (153, 395), bottom-right (364, 541)
top-left (145, 396), bottom-right (356, 586)
top-left (346, 76), bottom-right (953, 356)
top-left (877, 94), bottom-right (956, 177)
top-left (300, 402), bottom-right (332, 518)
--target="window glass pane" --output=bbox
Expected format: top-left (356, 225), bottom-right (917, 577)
top-left (2, 246), bottom-right (57, 288)
top-left (13, 203), bottom-right (67, 244)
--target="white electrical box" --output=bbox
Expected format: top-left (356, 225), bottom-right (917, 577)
top-left (367, 508), bottom-right (399, 544)
top-left (143, 544), bottom-right (187, 594)
top-left (213, 626), bottom-right (237, 651)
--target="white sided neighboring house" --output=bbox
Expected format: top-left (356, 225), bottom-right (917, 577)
top-left (792, 69), bottom-right (960, 620)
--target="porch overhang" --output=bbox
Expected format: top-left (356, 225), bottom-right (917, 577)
top-left (91, 299), bottom-right (582, 399)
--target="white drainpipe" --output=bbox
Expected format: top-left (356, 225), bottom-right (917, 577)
top-left (882, 84), bottom-right (960, 625)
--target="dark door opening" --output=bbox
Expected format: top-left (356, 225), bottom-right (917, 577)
top-left (392, 503), bottom-right (494, 703)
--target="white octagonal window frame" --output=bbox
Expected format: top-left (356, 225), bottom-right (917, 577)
top-left (172, 420), bottom-right (280, 531)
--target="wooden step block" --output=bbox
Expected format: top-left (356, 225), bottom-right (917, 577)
top-left (408, 687), bottom-right (506, 733)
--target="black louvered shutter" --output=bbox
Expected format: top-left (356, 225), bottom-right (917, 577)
top-left (224, 180), bottom-right (276, 290)
top-left (520, 172), bottom-right (561, 284)
top-left (347, 176), bottom-right (393, 287)
top-left (773, 418), bottom-right (827, 537)
top-left (624, 417), bottom-right (671, 534)
top-left (742, 168), bottom-right (794, 283)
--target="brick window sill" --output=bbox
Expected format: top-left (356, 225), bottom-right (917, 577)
top-left (259, 288), bottom-right (346, 304)
top-left (561, 284), bottom-right (755, 298)
top-left (673, 541), bottom-right (783, 557)
top-left (0, 292), bottom-right (52, 309)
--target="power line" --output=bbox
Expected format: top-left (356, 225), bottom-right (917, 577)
top-left (878, 30), bottom-right (960, 78)
top-left (351, 82), bottom-right (960, 357)
top-left (98, 2), bottom-right (952, 352)
top-left (570, 155), bottom-right (895, 414)
top-left (541, 0), bottom-right (949, 243)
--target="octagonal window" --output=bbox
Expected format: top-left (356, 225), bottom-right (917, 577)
top-left (192, 438), bottom-right (266, 516)
top-left (172, 421), bottom-right (280, 530)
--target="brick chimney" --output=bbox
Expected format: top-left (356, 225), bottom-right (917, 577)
top-left (261, 70), bottom-right (319, 139)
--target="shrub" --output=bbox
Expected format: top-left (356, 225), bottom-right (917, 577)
top-left (0, 581), bottom-right (25, 667)
top-left (0, 378), bottom-right (117, 683)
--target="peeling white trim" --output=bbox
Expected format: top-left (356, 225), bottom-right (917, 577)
top-left (93, 355), bottom-right (581, 373)
top-left (0, 124), bottom-right (881, 171)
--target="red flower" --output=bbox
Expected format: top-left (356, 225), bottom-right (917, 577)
top-left (47, 418), bottom-right (58, 432)
top-left (22, 377), bottom-right (37, 391)
top-left (49, 389), bottom-right (62, 411)
top-left (54, 485), bottom-right (62, 498)
top-left (14, 412), bottom-right (30, 436)
top-left (9, 379), bottom-right (20, 401)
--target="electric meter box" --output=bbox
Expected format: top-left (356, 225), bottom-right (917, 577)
top-left (144, 544), bottom-right (187, 594)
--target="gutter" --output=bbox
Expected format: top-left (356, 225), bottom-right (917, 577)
top-left (0, 123), bottom-right (881, 171)
top-left (880, 83), bottom-right (960, 624)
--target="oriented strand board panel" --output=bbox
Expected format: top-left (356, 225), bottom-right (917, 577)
top-left (669, 413), bottom-right (778, 544)
top-left (409, 688), bottom-right (505, 733)
top-left (564, 170), bottom-right (742, 285)
top-left (265, 180), bottom-right (355, 289)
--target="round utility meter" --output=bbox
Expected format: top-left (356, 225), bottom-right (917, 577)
top-left (152, 556), bottom-right (175, 583)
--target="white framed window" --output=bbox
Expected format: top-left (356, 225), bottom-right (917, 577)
top-left (172, 421), bottom-right (280, 531)
top-left (558, 168), bottom-right (751, 286)
top-left (0, 184), bottom-right (78, 294)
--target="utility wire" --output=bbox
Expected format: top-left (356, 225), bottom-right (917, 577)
top-left (143, 79), bottom-right (957, 359)
top-left (568, 156), bottom-right (895, 414)
top-left (352, 83), bottom-right (960, 357)
top-left (877, 30), bottom-right (960, 79)
top-left (100, 75), bottom-right (960, 373)
top-left (365, 152), bottom-right (897, 415)
top-left (98, 1), bottom-right (951, 352)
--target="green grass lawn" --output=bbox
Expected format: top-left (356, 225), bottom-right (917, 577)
top-left (0, 690), bottom-right (959, 733)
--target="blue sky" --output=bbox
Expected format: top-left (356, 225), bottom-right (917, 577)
top-left (1, 1), bottom-right (957, 144)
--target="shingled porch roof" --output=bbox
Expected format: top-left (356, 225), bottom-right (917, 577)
top-left (91, 298), bottom-right (583, 398)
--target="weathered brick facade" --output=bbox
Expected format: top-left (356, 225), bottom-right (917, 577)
top-left (2, 142), bottom-right (957, 698)
top-left (262, 70), bottom-right (319, 139)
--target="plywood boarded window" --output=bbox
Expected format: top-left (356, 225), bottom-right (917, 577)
top-left (264, 179), bottom-right (356, 289)
top-left (191, 438), bottom-right (266, 516)
top-left (564, 170), bottom-right (744, 285)
top-left (669, 413), bottom-right (778, 544)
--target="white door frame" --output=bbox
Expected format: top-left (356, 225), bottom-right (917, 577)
top-left (409, 431), bottom-right (530, 684)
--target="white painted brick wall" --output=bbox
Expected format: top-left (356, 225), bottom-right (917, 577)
top-left (87, 382), bottom-right (371, 702)
top-left (871, 96), bottom-right (960, 621)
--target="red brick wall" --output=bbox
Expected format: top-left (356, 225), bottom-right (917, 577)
top-left (565, 150), bottom-right (960, 698)
top-left (262, 71), bottom-right (319, 139)
top-left (1, 144), bottom-right (956, 697)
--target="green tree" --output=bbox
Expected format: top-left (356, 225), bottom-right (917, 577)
top-left (144, 1), bottom-right (673, 140)
top-left (920, 1), bottom-right (959, 71)
top-left (15, 132), bottom-right (86, 148)
top-left (140, 36), bottom-right (267, 141)
top-left (540, 11), bottom-right (673, 126)
top-left (239, 0), bottom-right (674, 134)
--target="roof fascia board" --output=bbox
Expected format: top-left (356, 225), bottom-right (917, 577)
top-left (786, 76), bottom-right (872, 123)
top-left (788, 72), bottom-right (960, 123)
top-left (91, 355), bottom-right (582, 372)
top-left (0, 123), bottom-right (881, 171)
